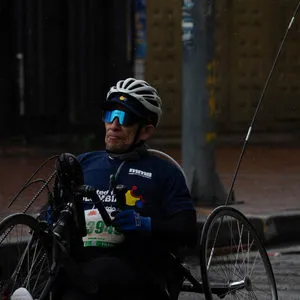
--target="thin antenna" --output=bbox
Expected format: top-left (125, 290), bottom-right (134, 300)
top-left (225, 1), bottom-right (300, 206)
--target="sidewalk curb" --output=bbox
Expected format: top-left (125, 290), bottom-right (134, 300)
top-left (193, 208), bottom-right (300, 255)
top-left (262, 212), bottom-right (300, 245)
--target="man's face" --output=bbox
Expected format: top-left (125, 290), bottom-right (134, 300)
top-left (104, 108), bottom-right (140, 153)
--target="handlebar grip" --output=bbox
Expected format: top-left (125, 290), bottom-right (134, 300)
top-left (53, 206), bottom-right (73, 237)
top-left (115, 184), bottom-right (127, 210)
top-left (74, 193), bottom-right (87, 237)
top-left (77, 185), bottom-right (112, 227)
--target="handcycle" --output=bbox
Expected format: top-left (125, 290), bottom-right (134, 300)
top-left (0, 151), bottom-right (278, 300)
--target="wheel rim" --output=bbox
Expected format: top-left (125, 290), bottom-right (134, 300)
top-left (202, 207), bottom-right (277, 299)
top-left (0, 219), bottom-right (51, 299)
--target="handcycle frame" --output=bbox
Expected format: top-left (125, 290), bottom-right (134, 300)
top-left (0, 151), bottom-right (278, 300)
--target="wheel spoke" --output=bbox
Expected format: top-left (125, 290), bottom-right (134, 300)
top-left (0, 214), bottom-right (51, 299)
top-left (200, 206), bottom-right (278, 299)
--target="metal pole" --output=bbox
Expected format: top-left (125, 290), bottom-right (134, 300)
top-left (182, 0), bottom-right (231, 206)
top-left (37, 0), bottom-right (44, 115)
top-left (15, 0), bottom-right (25, 118)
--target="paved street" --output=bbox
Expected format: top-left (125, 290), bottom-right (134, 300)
top-left (272, 251), bottom-right (300, 299)
top-left (180, 244), bottom-right (300, 300)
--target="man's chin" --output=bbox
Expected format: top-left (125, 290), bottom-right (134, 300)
top-left (105, 144), bottom-right (129, 154)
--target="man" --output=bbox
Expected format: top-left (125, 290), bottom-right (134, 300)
top-left (13, 78), bottom-right (197, 300)
top-left (66, 77), bottom-right (197, 300)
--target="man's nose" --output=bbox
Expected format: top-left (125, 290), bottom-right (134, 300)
top-left (110, 117), bottom-right (121, 127)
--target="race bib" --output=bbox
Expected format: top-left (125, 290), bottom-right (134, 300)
top-left (82, 209), bottom-right (124, 248)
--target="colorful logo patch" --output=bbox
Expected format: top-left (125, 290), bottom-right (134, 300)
top-left (125, 186), bottom-right (144, 208)
top-left (119, 95), bottom-right (127, 101)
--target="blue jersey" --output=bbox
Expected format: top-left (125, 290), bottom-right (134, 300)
top-left (77, 151), bottom-right (195, 220)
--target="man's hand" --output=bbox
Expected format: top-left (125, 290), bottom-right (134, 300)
top-left (113, 209), bottom-right (151, 232)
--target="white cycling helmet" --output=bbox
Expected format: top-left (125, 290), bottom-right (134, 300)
top-left (104, 78), bottom-right (162, 127)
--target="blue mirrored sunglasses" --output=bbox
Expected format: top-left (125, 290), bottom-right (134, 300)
top-left (102, 110), bottom-right (138, 126)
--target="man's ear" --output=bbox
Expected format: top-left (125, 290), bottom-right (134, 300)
top-left (139, 124), bottom-right (155, 141)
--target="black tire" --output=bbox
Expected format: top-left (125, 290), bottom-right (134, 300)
top-left (0, 213), bottom-right (52, 299)
top-left (200, 206), bottom-right (278, 300)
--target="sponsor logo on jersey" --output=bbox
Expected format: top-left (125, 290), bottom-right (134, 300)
top-left (83, 185), bottom-right (145, 209)
top-left (83, 190), bottom-right (117, 212)
top-left (87, 210), bottom-right (97, 216)
top-left (128, 168), bottom-right (152, 179)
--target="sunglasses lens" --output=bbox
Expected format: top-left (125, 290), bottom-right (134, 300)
top-left (103, 110), bottom-right (136, 126)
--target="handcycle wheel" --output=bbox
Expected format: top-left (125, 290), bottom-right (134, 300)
top-left (199, 206), bottom-right (278, 299)
top-left (0, 213), bottom-right (52, 300)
